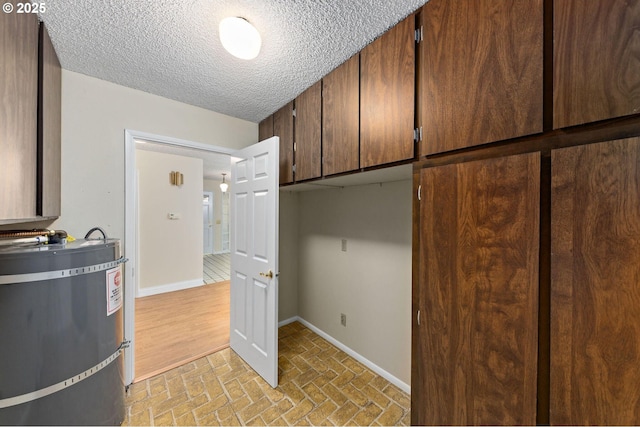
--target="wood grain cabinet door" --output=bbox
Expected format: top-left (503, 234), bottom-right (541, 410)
top-left (38, 23), bottom-right (62, 218)
top-left (294, 81), bottom-right (321, 181)
top-left (273, 102), bottom-right (294, 185)
top-left (419, 0), bottom-right (543, 155)
top-left (0, 11), bottom-right (39, 220)
top-left (551, 138), bottom-right (640, 425)
top-left (554, 0), bottom-right (640, 129)
top-left (322, 54), bottom-right (359, 176)
top-left (413, 153), bottom-right (540, 425)
top-left (360, 14), bottom-right (415, 168)
top-left (258, 115), bottom-right (274, 142)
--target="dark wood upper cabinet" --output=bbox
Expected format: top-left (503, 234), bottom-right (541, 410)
top-left (419, 0), bottom-right (543, 156)
top-left (273, 102), bottom-right (294, 185)
top-left (554, 0), bottom-right (640, 129)
top-left (360, 15), bottom-right (415, 168)
top-left (0, 11), bottom-right (39, 221)
top-left (551, 137), bottom-right (640, 425)
top-left (258, 115), bottom-right (274, 142)
top-left (322, 54), bottom-right (360, 176)
top-left (294, 81), bottom-right (321, 181)
top-left (413, 152), bottom-right (540, 425)
top-left (38, 23), bottom-right (62, 218)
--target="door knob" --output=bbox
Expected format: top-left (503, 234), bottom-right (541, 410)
top-left (260, 270), bottom-right (274, 279)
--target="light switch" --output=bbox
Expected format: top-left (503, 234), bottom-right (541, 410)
top-left (168, 213), bottom-right (181, 220)
top-left (341, 239), bottom-right (347, 252)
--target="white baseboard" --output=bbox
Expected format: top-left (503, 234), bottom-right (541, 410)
top-left (136, 278), bottom-right (203, 298)
top-left (278, 316), bottom-right (299, 328)
top-left (279, 316), bottom-right (410, 394)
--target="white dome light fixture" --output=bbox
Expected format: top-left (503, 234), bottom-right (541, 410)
top-left (219, 17), bottom-right (262, 60)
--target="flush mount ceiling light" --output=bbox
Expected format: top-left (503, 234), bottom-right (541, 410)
top-left (219, 17), bottom-right (262, 60)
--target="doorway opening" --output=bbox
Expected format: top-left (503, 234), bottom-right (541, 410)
top-left (203, 191), bottom-right (214, 255)
top-left (203, 188), bottom-right (231, 283)
top-left (124, 129), bottom-right (235, 384)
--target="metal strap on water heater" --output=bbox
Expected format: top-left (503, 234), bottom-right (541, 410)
top-left (0, 256), bottom-right (128, 285)
top-left (0, 341), bottom-right (129, 409)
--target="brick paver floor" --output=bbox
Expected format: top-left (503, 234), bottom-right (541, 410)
top-left (123, 321), bottom-right (410, 426)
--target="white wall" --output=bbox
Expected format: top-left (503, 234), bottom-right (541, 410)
top-left (278, 191), bottom-right (300, 322)
top-left (51, 70), bottom-right (257, 240)
top-left (297, 180), bottom-right (412, 385)
top-left (137, 150), bottom-right (203, 295)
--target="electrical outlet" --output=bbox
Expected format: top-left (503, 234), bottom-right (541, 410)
top-left (341, 313), bottom-right (347, 327)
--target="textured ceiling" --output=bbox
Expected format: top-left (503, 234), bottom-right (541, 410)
top-left (39, 0), bottom-right (427, 123)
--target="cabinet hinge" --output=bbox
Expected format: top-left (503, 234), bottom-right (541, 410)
top-left (292, 108), bottom-right (297, 118)
top-left (417, 310), bottom-right (421, 326)
top-left (417, 185), bottom-right (422, 201)
top-left (415, 26), bottom-right (423, 43)
top-left (294, 142), bottom-right (297, 152)
top-left (292, 164), bottom-right (297, 173)
top-left (413, 127), bottom-right (423, 143)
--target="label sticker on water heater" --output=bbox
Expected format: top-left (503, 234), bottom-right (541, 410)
top-left (106, 266), bottom-right (123, 316)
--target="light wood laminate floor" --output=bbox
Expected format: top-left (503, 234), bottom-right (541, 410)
top-left (135, 281), bottom-right (230, 382)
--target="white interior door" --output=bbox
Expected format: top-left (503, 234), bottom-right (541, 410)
top-left (203, 191), bottom-right (214, 254)
top-left (229, 136), bottom-right (279, 387)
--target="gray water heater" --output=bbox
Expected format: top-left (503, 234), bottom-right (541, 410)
top-left (0, 239), bottom-right (126, 425)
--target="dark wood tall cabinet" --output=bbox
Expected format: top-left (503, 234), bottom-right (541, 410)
top-left (261, 0), bottom-right (640, 420)
top-left (413, 152), bottom-right (540, 425)
top-left (38, 23), bottom-right (62, 218)
top-left (418, 0), bottom-right (543, 155)
top-left (554, 0), bottom-right (640, 129)
top-left (322, 54), bottom-right (360, 176)
top-left (273, 102), bottom-right (294, 185)
top-left (294, 81), bottom-right (321, 181)
top-left (0, 11), bottom-right (39, 220)
top-left (550, 137), bottom-right (640, 425)
top-left (360, 15), bottom-right (415, 168)
top-left (258, 115), bottom-right (274, 142)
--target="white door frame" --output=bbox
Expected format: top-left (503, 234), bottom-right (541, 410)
top-left (124, 129), bottom-right (234, 385)
top-left (203, 191), bottom-right (214, 255)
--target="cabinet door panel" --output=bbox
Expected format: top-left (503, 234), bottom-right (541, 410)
top-left (1, 12), bottom-right (38, 220)
top-left (38, 23), bottom-right (61, 218)
top-left (322, 54), bottom-right (359, 176)
top-left (414, 153), bottom-right (540, 425)
top-left (295, 81), bottom-right (321, 181)
top-left (258, 115), bottom-right (274, 142)
top-left (554, 0), bottom-right (640, 129)
top-left (273, 102), bottom-right (294, 185)
top-left (551, 138), bottom-right (640, 425)
top-left (360, 15), bottom-right (415, 168)
top-left (420, 0), bottom-right (543, 155)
